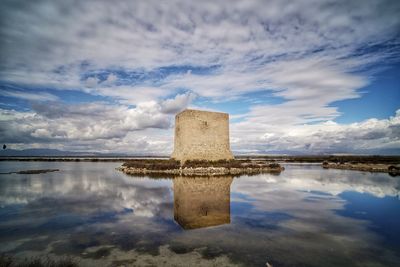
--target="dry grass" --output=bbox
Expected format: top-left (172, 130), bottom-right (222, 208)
top-left (245, 155), bottom-right (400, 164)
top-left (183, 159), bottom-right (245, 168)
top-left (122, 159), bottom-right (181, 170)
top-left (122, 159), bottom-right (281, 169)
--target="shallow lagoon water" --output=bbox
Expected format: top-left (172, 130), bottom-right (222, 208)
top-left (0, 161), bottom-right (400, 266)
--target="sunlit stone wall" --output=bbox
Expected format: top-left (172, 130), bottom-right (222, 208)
top-left (171, 109), bottom-right (234, 162)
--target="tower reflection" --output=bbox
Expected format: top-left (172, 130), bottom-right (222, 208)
top-left (173, 176), bottom-right (233, 230)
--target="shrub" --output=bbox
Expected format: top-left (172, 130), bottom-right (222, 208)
top-left (123, 159), bottom-right (180, 170)
top-left (267, 163), bottom-right (281, 168)
top-left (122, 159), bottom-right (281, 170)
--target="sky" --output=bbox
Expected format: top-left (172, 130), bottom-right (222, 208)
top-left (0, 0), bottom-right (399, 155)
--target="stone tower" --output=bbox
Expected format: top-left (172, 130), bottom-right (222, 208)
top-left (171, 109), bottom-right (234, 162)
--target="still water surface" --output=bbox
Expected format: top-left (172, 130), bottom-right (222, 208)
top-left (0, 161), bottom-right (399, 266)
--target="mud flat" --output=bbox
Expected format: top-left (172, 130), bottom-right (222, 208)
top-left (117, 159), bottom-right (284, 176)
top-left (322, 162), bottom-right (400, 176)
top-left (0, 169), bottom-right (60, 175)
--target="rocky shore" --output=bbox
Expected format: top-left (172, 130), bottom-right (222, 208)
top-left (117, 159), bottom-right (284, 176)
top-left (322, 162), bottom-right (400, 176)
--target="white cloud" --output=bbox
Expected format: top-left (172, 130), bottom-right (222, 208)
top-left (85, 76), bottom-right (100, 88)
top-left (104, 73), bottom-right (117, 85)
top-left (160, 92), bottom-right (195, 114)
top-left (0, 168), bottom-right (172, 218)
top-left (1, 107), bottom-right (398, 154)
top-left (0, 0), bottom-right (399, 153)
top-left (0, 93), bottom-right (194, 153)
top-left (94, 86), bottom-right (166, 105)
top-left (1, 0), bottom-right (398, 93)
top-left (0, 90), bottom-right (59, 102)
top-left (231, 109), bottom-right (400, 154)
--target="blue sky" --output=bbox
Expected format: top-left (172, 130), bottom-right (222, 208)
top-left (333, 63), bottom-right (400, 123)
top-left (0, 0), bottom-right (399, 155)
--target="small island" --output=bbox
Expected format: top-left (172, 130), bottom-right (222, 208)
top-left (118, 109), bottom-right (284, 176)
top-left (317, 155), bottom-right (399, 176)
top-left (322, 161), bottom-right (400, 176)
top-left (118, 159), bottom-right (284, 176)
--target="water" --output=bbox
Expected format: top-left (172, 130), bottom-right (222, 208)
top-left (0, 161), bottom-right (399, 266)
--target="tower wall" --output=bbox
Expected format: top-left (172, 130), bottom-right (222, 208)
top-left (171, 109), bottom-right (234, 162)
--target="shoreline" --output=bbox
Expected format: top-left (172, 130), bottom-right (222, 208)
top-left (0, 169), bottom-right (60, 175)
top-left (322, 162), bottom-right (400, 176)
top-left (117, 165), bottom-right (284, 177)
top-left (117, 159), bottom-right (284, 176)
top-left (1, 156), bottom-right (399, 176)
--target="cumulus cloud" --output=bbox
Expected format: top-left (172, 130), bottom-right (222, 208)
top-left (231, 109), bottom-right (400, 154)
top-left (160, 92), bottom-right (195, 114)
top-left (0, 93), bottom-right (192, 153)
top-left (0, 0), bottom-right (399, 153)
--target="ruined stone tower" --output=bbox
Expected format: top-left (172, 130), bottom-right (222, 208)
top-left (171, 109), bottom-right (234, 162)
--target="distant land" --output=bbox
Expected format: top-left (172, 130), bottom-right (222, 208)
top-left (0, 148), bottom-right (399, 159)
top-left (0, 148), bottom-right (135, 157)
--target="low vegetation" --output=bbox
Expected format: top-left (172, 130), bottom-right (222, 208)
top-left (0, 157), bottom-right (127, 162)
top-left (120, 159), bottom-right (284, 176)
top-left (0, 254), bottom-right (78, 267)
top-left (122, 159), bottom-right (281, 169)
top-left (122, 159), bottom-right (181, 170)
top-left (322, 160), bottom-right (400, 176)
top-left (240, 155), bottom-right (400, 164)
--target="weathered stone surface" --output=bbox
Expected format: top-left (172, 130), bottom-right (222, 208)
top-left (171, 109), bottom-right (234, 162)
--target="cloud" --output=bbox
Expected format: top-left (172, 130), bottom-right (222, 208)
top-left (1, 164), bottom-right (398, 265)
top-left (0, 0), bottom-right (399, 153)
top-left (0, 90), bottom-right (59, 102)
top-left (1, 107), bottom-right (398, 154)
top-left (0, 92), bottom-right (194, 153)
top-left (231, 109), bottom-right (400, 154)
top-left (1, 0), bottom-right (399, 92)
top-left (103, 73), bottom-right (117, 85)
top-left (160, 92), bottom-right (195, 114)
top-left (0, 171), bottom-right (172, 216)
top-left (85, 77), bottom-right (100, 88)
top-left (94, 86), bottom-right (166, 105)
top-left (234, 167), bottom-right (400, 199)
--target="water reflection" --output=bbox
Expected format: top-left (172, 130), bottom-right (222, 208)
top-left (0, 162), bottom-right (400, 266)
top-left (173, 176), bottom-right (232, 229)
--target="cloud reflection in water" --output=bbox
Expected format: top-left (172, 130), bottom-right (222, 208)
top-left (0, 162), bottom-right (399, 266)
